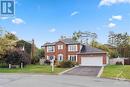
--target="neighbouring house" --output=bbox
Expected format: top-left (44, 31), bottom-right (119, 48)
top-left (42, 38), bottom-right (108, 66)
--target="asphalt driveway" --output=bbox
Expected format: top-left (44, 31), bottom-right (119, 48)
top-left (0, 74), bottom-right (130, 87)
top-left (63, 66), bottom-right (101, 76)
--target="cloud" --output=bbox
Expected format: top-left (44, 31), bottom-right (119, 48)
top-left (10, 31), bottom-right (16, 35)
top-left (112, 15), bottom-right (122, 20)
top-left (0, 17), bottom-right (9, 20)
top-left (99, 0), bottom-right (130, 6)
top-left (12, 18), bottom-right (25, 24)
top-left (49, 28), bottom-right (56, 32)
top-left (71, 11), bottom-right (79, 16)
top-left (108, 22), bottom-right (116, 28)
top-left (109, 15), bottom-right (122, 21)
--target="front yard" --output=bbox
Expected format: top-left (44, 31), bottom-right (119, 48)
top-left (0, 64), bottom-right (69, 74)
top-left (101, 65), bottom-right (130, 80)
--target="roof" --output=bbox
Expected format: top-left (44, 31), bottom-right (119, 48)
top-left (78, 45), bottom-right (106, 54)
top-left (42, 42), bottom-right (56, 47)
top-left (60, 38), bottom-right (80, 44)
top-left (42, 38), bottom-right (80, 47)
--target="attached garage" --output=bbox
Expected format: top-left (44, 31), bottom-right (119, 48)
top-left (77, 45), bottom-right (108, 66)
top-left (81, 56), bottom-right (103, 66)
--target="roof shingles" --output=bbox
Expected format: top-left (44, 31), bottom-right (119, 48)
top-left (43, 38), bottom-right (80, 46)
top-left (78, 45), bottom-right (106, 54)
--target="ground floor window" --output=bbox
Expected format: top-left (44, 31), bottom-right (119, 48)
top-left (68, 55), bottom-right (77, 62)
top-left (47, 55), bottom-right (55, 60)
top-left (58, 54), bottom-right (63, 62)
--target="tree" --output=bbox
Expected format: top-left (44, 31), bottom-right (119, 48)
top-left (36, 49), bottom-right (45, 59)
top-left (90, 40), bottom-right (98, 47)
top-left (4, 32), bottom-right (18, 40)
top-left (108, 31), bottom-right (115, 46)
top-left (4, 49), bottom-right (31, 65)
top-left (72, 31), bottom-right (97, 44)
top-left (0, 28), bottom-right (18, 58)
top-left (16, 40), bottom-right (32, 54)
top-left (31, 49), bottom-right (44, 64)
top-left (108, 32), bottom-right (130, 58)
top-left (72, 31), bottom-right (81, 41)
top-left (128, 36), bottom-right (130, 45)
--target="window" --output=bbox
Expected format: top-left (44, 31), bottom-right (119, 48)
top-left (58, 45), bottom-right (63, 50)
top-left (68, 55), bottom-right (77, 62)
top-left (47, 56), bottom-right (55, 60)
top-left (68, 45), bottom-right (77, 51)
top-left (58, 54), bottom-right (63, 61)
top-left (47, 46), bottom-right (55, 52)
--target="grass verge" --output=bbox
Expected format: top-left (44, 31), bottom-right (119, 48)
top-left (101, 65), bottom-right (130, 80)
top-left (0, 64), bottom-right (69, 74)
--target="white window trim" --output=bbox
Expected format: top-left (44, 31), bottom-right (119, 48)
top-left (68, 55), bottom-right (77, 62)
top-left (47, 55), bottom-right (55, 60)
top-left (68, 45), bottom-right (78, 52)
top-left (80, 45), bottom-right (82, 50)
top-left (53, 56), bottom-right (55, 60)
top-left (47, 46), bottom-right (55, 52)
top-left (58, 45), bottom-right (63, 50)
top-left (47, 56), bottom-right (49, 60)
top-left (58, 54), bottom-right (63, 61)
top-left (76, 45), bottom-right (78, 51)
top-left (76, 55), bottom-right (77, 62)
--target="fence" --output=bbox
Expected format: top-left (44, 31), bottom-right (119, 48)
top-left (109, 58), bottom-right (130, 65)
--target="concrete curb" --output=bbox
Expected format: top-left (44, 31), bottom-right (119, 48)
top-left (97, 66), bottom-right (104, 77)
top-left (58, 66), bottom-right (79, 75)
top-left (101, 77), bottom-right (130, 82)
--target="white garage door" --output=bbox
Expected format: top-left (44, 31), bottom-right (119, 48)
top-left (81, 56), bottom-right (103, 66)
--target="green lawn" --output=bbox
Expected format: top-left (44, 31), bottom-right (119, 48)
top-left (101, 65), bottom-right (130, 79)
top-left (0, 64), bottom-right (69, 74)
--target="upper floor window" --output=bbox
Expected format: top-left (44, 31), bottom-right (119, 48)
top-left (58, 45), bottom-right (63, 50)
top-left (68, 45), bottom-right (77, 51)
top-left (47, 46), bottom-right (55, 52)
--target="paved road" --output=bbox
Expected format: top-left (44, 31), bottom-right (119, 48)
top-left (63, 66), bottom-right (101, 76)
top-left (0, 74), bottom-right (130, 87)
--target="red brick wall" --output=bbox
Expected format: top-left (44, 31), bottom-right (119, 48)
top-left (66, 44), bottom-right (80, 60)
top-left (44, 42), bottom-right (107, 65)
top-left (44, 41), bottom-right (81, 62)
top-left (102, 53), bottom-right (107, 64)
top-left (44, 45), bottom-right (55, 59)
top-left (55, 41), bottom-right (67, 61)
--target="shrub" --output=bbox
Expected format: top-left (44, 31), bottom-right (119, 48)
top-left (59, 61), bottom-right (75, 68)
top-left (31, 56), bottom-right (40, 64)
top-left (31, 49), bottom-right (45, 64)
top-left (116, 62), bottom-right (123, 65)
top-left (72, 61), bottom-right (79, 66)
top-left (44, 59), bottom-right (51, 65)
top-left (4, 49), bottom-right (31, 66)
top-left (124, 59), bottom-right (130, 65)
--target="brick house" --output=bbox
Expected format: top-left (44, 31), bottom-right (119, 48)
top-left (42, 38), bottom-right (108, 66)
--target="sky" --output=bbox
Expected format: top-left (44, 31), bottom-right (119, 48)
top-left (0, 0), bottom-right (130, 48)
